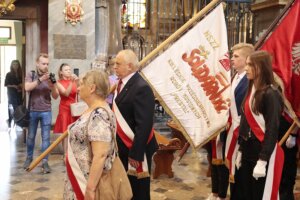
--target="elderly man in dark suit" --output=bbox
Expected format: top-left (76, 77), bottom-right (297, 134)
top-left (113, 49), bottom-right (158, 200)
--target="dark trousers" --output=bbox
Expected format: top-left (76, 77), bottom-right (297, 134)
top-left (209, 134), bottom-right (229, 198)
top-left (128, 176), bottom-right (151, 200)
top-left (279, 117), bottom-right (298, 200)
top-left (230, 167), bottom-right (242, 200)
top-left (238, 138), bottom-right (265, 200)
top-left (117, 136), bottom-right (153, 200)
top-left (279, 143), bottom-right (298, 200)
top-left (239, 159), bottom-right (266, 200)
top-left (211, 164), bottom-right (229, 198)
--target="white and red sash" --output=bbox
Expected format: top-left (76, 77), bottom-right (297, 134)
top-left (211, 136), bottom-right (224, 165)
top-left (225, 74), bottom-right (242, 182)
top-left (112, 99), bottom-right (154, 179)
top-left (244, 87), bottom-right (284, 200)
top-left (224, 115), bottom-right (240, 182)
top-left (66, 130), bottom-right (87, 200)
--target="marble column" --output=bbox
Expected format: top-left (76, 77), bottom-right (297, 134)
top-left (48, 0), bottom-right (96, 121)
top-left (48, 0), bottom-right (96, 75)
top-left (93, 0), bottom-right (122, 70)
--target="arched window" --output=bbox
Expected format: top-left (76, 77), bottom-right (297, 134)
top-left (122, 0), bottom-right (147, 28)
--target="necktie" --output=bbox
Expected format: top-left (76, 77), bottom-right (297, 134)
top-left (117, 79), bottom-right (123, 94)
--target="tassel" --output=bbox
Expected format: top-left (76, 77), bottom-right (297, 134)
top-left (127, 170), bottom-right (150, 179)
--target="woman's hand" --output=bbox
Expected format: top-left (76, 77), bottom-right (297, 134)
top-left (71, 74), bottom-right (79, 82)
top-left (252, 159), bottom-right (267, 180)
top-left (286, 135), bottom-right (297, 148)
top-left (84, 188), bottom-right (96, 200)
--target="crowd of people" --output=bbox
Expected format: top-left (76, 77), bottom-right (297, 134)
top-left (5, 46), bottom-right (299, 200)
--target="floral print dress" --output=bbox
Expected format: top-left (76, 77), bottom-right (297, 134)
top-left (63, 106), bottom-right (116, 200)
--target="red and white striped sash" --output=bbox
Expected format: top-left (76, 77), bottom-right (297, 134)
top-left (66, 131), bottom-right (87, 200)
top-left (225, 86), bottom-right (241, 182)
top-left (244, 87), bottom-right (284, 200)
top-left (113, 100), bottom-right (154, 179)
top-left (225, 115), bottom-right (240, 182)
top-left (211, 136), bottom-right (224, 165)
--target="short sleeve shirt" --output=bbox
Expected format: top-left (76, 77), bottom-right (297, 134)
top-left (25, 71), bottom-right (51, 111)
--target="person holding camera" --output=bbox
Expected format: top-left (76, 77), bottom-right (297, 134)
top-left (53, 63), bottom-right (79, 160)
top-left (23, 53), bottom-right (59, 173)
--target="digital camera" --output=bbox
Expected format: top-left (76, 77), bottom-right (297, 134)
top-left (49, 73), bottom-right (56, 84)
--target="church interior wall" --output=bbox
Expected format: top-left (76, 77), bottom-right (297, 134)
top-left (48, 0), bottom-right (96, 120)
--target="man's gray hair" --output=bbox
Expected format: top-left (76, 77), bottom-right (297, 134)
top-left (119, 49), bottom-right (139, 70)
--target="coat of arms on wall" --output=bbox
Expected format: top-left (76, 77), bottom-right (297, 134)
top-left (63, 0), bottom-right (84, 25)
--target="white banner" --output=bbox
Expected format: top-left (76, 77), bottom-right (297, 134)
top-left (141, 4), bottom-right (230, 148)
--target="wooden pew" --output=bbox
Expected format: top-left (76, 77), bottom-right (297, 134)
top-left (153, 131), bottom-right (181, 179)
top-left (166, 120), bottom-right (187, 148)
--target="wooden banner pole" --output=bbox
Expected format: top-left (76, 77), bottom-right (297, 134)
top-left (279, 121), bottom-right (297, 146)
top-left (26, 131), bottom-right (68, 172)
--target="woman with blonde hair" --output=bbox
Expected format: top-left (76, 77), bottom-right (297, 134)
top-left (64, 70), bottom-right (131, 200)
top-left (53, 63), bottom-right (78, 157)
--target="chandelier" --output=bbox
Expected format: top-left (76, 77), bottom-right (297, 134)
top-left (0, 0), bottom-right (16, 17)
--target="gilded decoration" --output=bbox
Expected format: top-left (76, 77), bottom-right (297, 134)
top-left (0, 0), bottom-right (16, 16)
top-left (63, 0), bottom-right (84, 25)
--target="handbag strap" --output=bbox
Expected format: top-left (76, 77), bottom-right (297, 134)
top-left (76, 93), bottom-right (79, 103)
top-left (85, 106), bottom-right (119, 154)
top-left (27, 70), bottom-right (35, 111)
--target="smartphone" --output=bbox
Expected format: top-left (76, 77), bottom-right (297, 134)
top-left (73, 68), bottom-right (79, 77)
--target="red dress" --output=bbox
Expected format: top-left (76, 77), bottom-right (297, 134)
top-left (53, 79), bottom-right (78, 134)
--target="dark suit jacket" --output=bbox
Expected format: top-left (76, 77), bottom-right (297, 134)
top-left (115, 72), bottom-right (158, 162)
top-left (233, 73), bottom-right (248, 116)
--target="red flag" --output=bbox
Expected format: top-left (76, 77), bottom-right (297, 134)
top-left (260, 0), bottom-right (300, 117)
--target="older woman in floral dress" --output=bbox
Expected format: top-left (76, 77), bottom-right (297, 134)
top-left (63, 70), bottom-right (116, 200)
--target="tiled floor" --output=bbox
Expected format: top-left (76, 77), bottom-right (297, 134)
top-left (0, 127), bottom-right (213, 200)
top-left (1, 103), bottom-right (300, 200)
